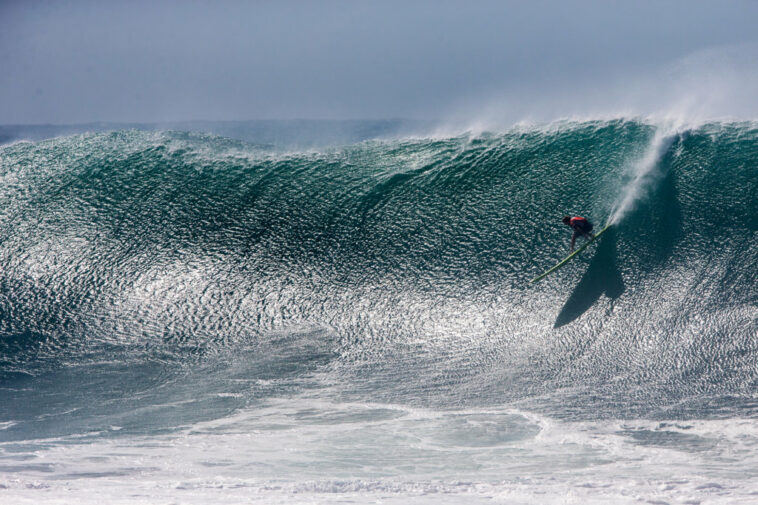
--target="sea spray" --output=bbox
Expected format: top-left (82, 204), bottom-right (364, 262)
top-left (607, 125), bottom-right (684, 225)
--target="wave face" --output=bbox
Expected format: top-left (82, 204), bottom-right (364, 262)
top-left (1, 121), bottom-right (756, 413)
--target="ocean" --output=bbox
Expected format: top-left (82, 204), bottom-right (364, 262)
top-left (0, 119), bottom-right (756, 504)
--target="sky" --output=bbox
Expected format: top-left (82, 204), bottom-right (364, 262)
top-left (2, 0), bottom-right (758, 124)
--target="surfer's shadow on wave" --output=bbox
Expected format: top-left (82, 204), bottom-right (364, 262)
top-left (553, 228), bottom-right (625, 328)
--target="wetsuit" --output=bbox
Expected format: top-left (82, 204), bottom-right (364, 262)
top-left (569, 216), bottom-right (593, 235)
top-left (568, 216), bottom-right (594, 251)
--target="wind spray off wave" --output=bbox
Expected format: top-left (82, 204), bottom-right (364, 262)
top-left (608, 125), bottom-right (685, 225)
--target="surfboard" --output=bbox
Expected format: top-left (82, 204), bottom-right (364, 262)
top-left (530, 223), bottom-right (612, 283)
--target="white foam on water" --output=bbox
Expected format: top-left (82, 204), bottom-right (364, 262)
top-left (0, 421), bottom-right (17, 431)
top-left (2, 398), bottom-right (758, 504)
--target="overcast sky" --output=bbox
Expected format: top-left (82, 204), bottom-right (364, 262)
top-left (2, 0), bottom-right (758, 124)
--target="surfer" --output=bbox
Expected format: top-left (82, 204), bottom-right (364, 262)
top-left (562, 216), bottom-right (595, 252)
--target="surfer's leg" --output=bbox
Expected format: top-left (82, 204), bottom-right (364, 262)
top-left (582, 223), bottom-right (594, 240)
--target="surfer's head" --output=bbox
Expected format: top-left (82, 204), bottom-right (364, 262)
top-left (562, 216), bottom-right (571, 225)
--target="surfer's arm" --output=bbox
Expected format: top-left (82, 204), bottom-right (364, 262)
top-left (570, 233), bottom-right (577, 252)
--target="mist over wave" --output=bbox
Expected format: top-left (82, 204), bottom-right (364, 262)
top-left (609, 128), bottom-right (680, 224)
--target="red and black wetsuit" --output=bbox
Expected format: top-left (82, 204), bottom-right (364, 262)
top-left (569, 216), bottom-right (593, 234)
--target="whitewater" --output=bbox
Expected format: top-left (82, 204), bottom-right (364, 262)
top-left (0, 119), bottom-right (756, 504)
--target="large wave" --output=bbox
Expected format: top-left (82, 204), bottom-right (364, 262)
top-left (0, 119), bottom-right (755, 420)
